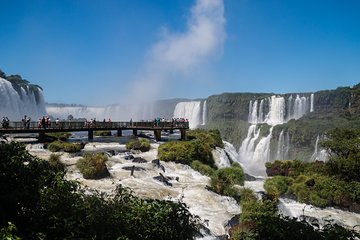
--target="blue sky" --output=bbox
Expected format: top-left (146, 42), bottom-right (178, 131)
top-left (0, 0), bottom-right (359, 105)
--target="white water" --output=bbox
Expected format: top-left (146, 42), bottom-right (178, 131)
top-left (0, 77), bottom-right (46, 120)
top-left (213, 147), bottom-right (231, 168)
top-left (173, 101), bottom-right (202, 129)
top-left (202, 100), bottom-right (207, 125)
top-left (34, 142), bottom-right (239, 237)
top-left (278, 198), bottom-right (360, 230)
top-left (310, 135), bottom-right (328, 162)
top-left (276, 130), bottom-right (290, 160)
top-left (310, 93), bottom-right (314, 112)
top-left (239, 94), bottom-right (314, 176)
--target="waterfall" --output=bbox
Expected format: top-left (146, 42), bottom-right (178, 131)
top-left (266, 96), bottom-right (286, 126)
top-left (239, 93), bottom-right (315, 176)
top-left (239, 125), bottom-right (261, 163)
top-left (276, 130), bottom-right (290, 160)
top-left (202, 100), bottom-right (207, 125)
top-left (250, 127), bottom-right (274, 176)
top-left (248, 100), bottom-right (258, 124)
top-left (311, 135), bottom-right (328, 162)
top-left (173, 101), bottom-right (202, 129)
top-left (258, 99), bottom-right (265, 123)
top-left (0, 77), bottom-right (46, 120)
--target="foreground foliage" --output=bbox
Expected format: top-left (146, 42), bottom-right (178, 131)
top-left (230, 189), bottom-right (360, 240)
top-left (0, 142), bottom-right (201, 239)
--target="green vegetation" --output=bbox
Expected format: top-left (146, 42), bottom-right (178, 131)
top-left (210, 167), bottom-right (244, 200)
top-left (191, 160), bottom-right (215, 177)
top-left (229, 188), bottom-right (360, 239)
top-left (158, 129), bottom-right (224, 166)
top-left (77, 152), bottom-right (110, 179)
top-left (264, 128), bottom-right (360, 211)
top-left (95, 130), bottom-right (112, 136)
top-left (126, 138), bottom-right (151, 152)
top-left (46, 132), bottom-right (72, 141)
top-left (0, 141), bottom-right (201, 239)
top-left (48, 153), bottom-right (65, 171)
top-left (187, 129), bottom-right (224, 148)
top-left (47, 140), bottom-right (84, 153)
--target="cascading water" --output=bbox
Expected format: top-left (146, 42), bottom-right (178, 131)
top-left (173, 101), bottom-right (202, 129)
top-left (310, 93), bottom-right (314, 112)
top-left (0, 77), bottom-right (46, 120)
top-left (202, 100), bottom-right (207, 125)
top-left (310, 135), bottom-right (328, 161)
top-left (239, 94), bottom-right (314, 176)
top-left (276, 130), bottom-right (290, 160)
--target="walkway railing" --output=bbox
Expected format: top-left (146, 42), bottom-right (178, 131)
top-left (1, 121), bottom-right (189, 130)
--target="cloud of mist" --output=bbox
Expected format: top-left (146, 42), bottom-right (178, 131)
top-left (125, 0), bottom-right (226, 118)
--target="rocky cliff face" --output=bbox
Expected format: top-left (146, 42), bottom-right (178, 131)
top-left (204, 83), bottom-right (360, 166)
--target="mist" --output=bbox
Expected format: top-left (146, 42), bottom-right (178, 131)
top-left (124, 0), bottom-right (226, 119)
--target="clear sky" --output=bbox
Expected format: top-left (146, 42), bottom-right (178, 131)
top-left (0, 0), bottom-right (359, 105)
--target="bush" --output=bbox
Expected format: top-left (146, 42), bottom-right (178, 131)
top-left (47, 140), bottom-right (84, 153)
top-left (77, 152), bottom-right (110, 179)
top-left (48, 153), bottom-right (65, 171)
top-left (187, 129), bottom-right (224, 148)
top-left (95, 130), bottom-right (112, 136)
top-left (46, 132), bottom-right (72, 141)
top-left (210, 167), bottom-right (244, 199)
top-left (264, 176), bottom-right (292, 200)
top-left (158, 140), bottom-right (214, 166)
top-left (126, 138), bottom-right (150, 152)
top-left (191, 160), bottom-right (216, 177)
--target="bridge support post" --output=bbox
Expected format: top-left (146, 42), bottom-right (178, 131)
top-left (170, 129), bottom-right (174, 134)
top-left (117, 129), bottom-right (122, 137)
top-left (154, 130), bottom-right (161, 141)
top-left (38, 131), bottom-right (45, 143)
top-left (133, 129), bottom-right (137, 136)
top-left (180, 129), bottom-right (186, 141)
top-left (88, 130), bottom-right (94, 140)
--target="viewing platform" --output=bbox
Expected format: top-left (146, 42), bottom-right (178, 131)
top-left (0, 121), bottom-right (189, 142)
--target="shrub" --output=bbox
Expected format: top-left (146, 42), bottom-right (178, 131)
top-left (191, 160), bottom-right (216, 177)
top-left (95, 130), bottom-right (112, 136)
top-left (187, 129), bottom-right (224, 148)
top-left (47, 140), bottom-right (84, 153)
top-left (264, 176), bottom-right (292, 200)
top-left (76, 153), bottom-right (110, 179)
top-left (48, 153), bottom-right (65, 171)
top-left (126, 138), bottom-right (150, 152)
top-left (210, 167), bottom-right (244, 199)
top-left (46, 132), bottom-right (71, 141)
top-left (158, 140), bottom-right (215, 166)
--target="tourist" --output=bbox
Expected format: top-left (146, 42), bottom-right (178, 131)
top-left (41, 116), bottom-right (46, 129)
top-left (56, 118), bottom-right (59, 128)
top-left (22, 115), bottom-right (27, 129)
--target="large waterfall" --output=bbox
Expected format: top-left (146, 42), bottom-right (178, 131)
top-left (0, 77), bottom-right (46, 120)
top-left (239, 94), bottom-right (314, 176)
top-left (173, 101), bottom-right (202, 129)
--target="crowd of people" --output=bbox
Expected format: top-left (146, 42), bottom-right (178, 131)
top-left (2, 117), bottom-right (10, 128)
top-left (0, 116), bottom-right (189, 129)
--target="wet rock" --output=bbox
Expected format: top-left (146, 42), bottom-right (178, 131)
top-left (132, 157), bottom-right (147, 163)
top-left (305, 178), bottom-right (315, 187)
top-left (244, 173), bottom-right (256, 181)
top-left (122, 166), bottom-right (145, 171)
top-left (124, 155), bottom-right (134, 160)
top-left (153, 173), bottom-right (172, 186)
top-left (152, 159), bottom-right (165, 172)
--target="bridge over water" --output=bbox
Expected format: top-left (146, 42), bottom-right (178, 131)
top-left (0, 121), bottom-right (189, 142)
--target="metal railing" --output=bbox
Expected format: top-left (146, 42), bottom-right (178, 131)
top-left (1, 121), bottom-right (189, 130)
